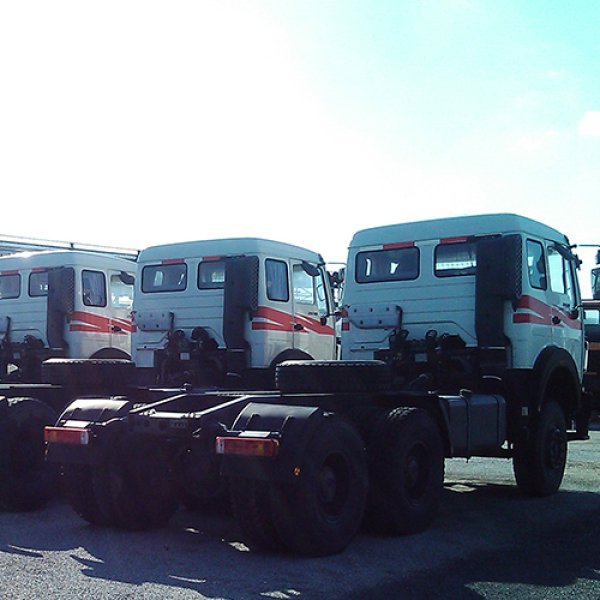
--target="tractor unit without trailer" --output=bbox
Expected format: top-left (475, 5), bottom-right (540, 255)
top-left (0, 249), bottom-right (136, 510)
top-left (45, 214), bottom-right (592, 557)
top-left (0, 249), bottom-right (136, 381)
top-left (132, 237), bottom-right (338, 388)
top-left (1, 238), bottom-right (337, 512)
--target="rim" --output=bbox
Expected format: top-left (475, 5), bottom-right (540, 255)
top-left (404, 442), bottom-right (431, 500)
top-left (316, 453), bottom-right (351, 518)
top-left (545, 425), bottom-right (567, 471)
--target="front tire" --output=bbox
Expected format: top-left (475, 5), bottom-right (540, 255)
top-left (513, 400), bottom-right (567, 496)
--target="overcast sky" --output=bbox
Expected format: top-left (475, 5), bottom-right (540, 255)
top-left (1, 1), bottom-right (599, 293)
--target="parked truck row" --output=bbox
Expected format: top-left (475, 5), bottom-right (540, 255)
top-left (1, 214), bottom-right (598, 557)
top-left (0, 237), bottom-right (339, 510)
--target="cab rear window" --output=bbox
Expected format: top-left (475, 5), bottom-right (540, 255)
top-left (0, 273), bottom-right (20, 299)
top-left (198, 260), bottom-right (225, 289)
top-left (435, 241), bottom-right (477, 277)
top-left (142, 263), bottom-right (187, 293)
top-left (355, 247), bottom-right (419, 283)
top-left (29, 271), bottom-right (48, 297)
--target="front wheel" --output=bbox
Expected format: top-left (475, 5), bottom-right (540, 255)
top-left (513, 400), bottom-right (567, 497)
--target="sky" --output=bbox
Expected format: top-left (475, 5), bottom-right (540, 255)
top-left (1, 1), bottom-right (599, 294)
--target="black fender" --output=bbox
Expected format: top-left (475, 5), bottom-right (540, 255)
top-left (219, 402), bottom-right (334, 483)
top-left (46, 397), bottom-right (134, 466)
top-left (56, 396), bottom-right (134, 424)
top-left (532, 346), bottom-right (581, 415)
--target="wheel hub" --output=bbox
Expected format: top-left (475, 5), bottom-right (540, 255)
top-left (546, 426), bottom-right (567, 470)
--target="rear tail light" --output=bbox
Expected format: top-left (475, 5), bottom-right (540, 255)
top-left (215, 436), bottom-right (279, 457)
top-left (44, 426), bottom-right (90, 446)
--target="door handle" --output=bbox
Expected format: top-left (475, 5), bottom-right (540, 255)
top-left (551, 315), bottom-right (561, 325)
top-left (293, 323), bottom-right (304, 331)
top-left (111, 325), bottom-right (123, 332)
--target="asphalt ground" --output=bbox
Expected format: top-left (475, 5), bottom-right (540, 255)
top-left (1, 429), bottom-right (599, 600)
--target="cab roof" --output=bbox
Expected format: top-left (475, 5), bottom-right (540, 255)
top-left (138, 237), bottom-right (324, 264)
top-left (350, 213), bottom-right (569, 249)
top-left (0, 250), bottom-right (136, 271)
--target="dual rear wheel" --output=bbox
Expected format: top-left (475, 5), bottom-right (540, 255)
top-left (229, 406), bottom-right (445, 556)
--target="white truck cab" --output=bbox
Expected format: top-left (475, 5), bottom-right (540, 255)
top-left (0, 250), bottom-right (135, 381)
top-left (133, 238), bottom-right (337, 387)
top-left (342, 213), bottom-right (585, 392)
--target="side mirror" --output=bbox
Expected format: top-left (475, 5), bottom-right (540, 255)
top-left (301, 261), bottom-right (320, 278)
top-left (119, 271), bottom-right (135, 286)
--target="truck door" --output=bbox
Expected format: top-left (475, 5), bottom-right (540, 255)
top-left (291, 262), bottom-right (337, 360)
top-left (546, 243), bottom-right (584, 376)
top-left (107, 270), bottom-right (135, 357)
top-left (75, 269), bottom-right (134, 358)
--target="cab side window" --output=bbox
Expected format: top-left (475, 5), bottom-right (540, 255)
top-left (82, 270), bottom-right (107, 307)
top-left (547, 244), bottom-right (578, 309)
top-left (526, 240), bottom-right (547, 290)
top-left (265, 259), bottom-right (289, 302)
top-left (293, 264), bottom-right (316, 305)
top-left (110, 273), bottom-right (133, 308)
top-left (547, 245), bottom-right (566, 295)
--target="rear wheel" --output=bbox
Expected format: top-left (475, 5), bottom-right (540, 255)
top-left (177, 444), bottom-right (228, 512)
top-left (100, 433), bottom-right (179, 530)
top-left (60, 464), bottom-right (115, 525)
top-left (513, 400), bottom-right (567, 496)
top-left (229, 477), bottom-right (285, 553)
top-left (365, 407), bottom-right (445, 535)
top-left (270, 417), bottom-right (368, 556)
top-left (0, 397), bottom-right (58, 511)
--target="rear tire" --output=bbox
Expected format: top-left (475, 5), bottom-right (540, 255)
top-left (513, 400), bottom-right (567, 496)
top-left (0, 397), bottom-right (58, 511)
top-left (229, 477), bottom-right (285, 553)
top-left (177, 445), bottom-right (228, 512)
top-left (365, 407), bottom-right (445, 535)
top-left (100, 433), bottom-right (179, 530)
top-left (60, 464), bottom-right (115, 525)
top-left (270, 417), bottom-right (368, 556)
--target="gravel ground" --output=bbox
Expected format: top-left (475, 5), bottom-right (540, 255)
top-left (1, 431), bottom-right (599, 600)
